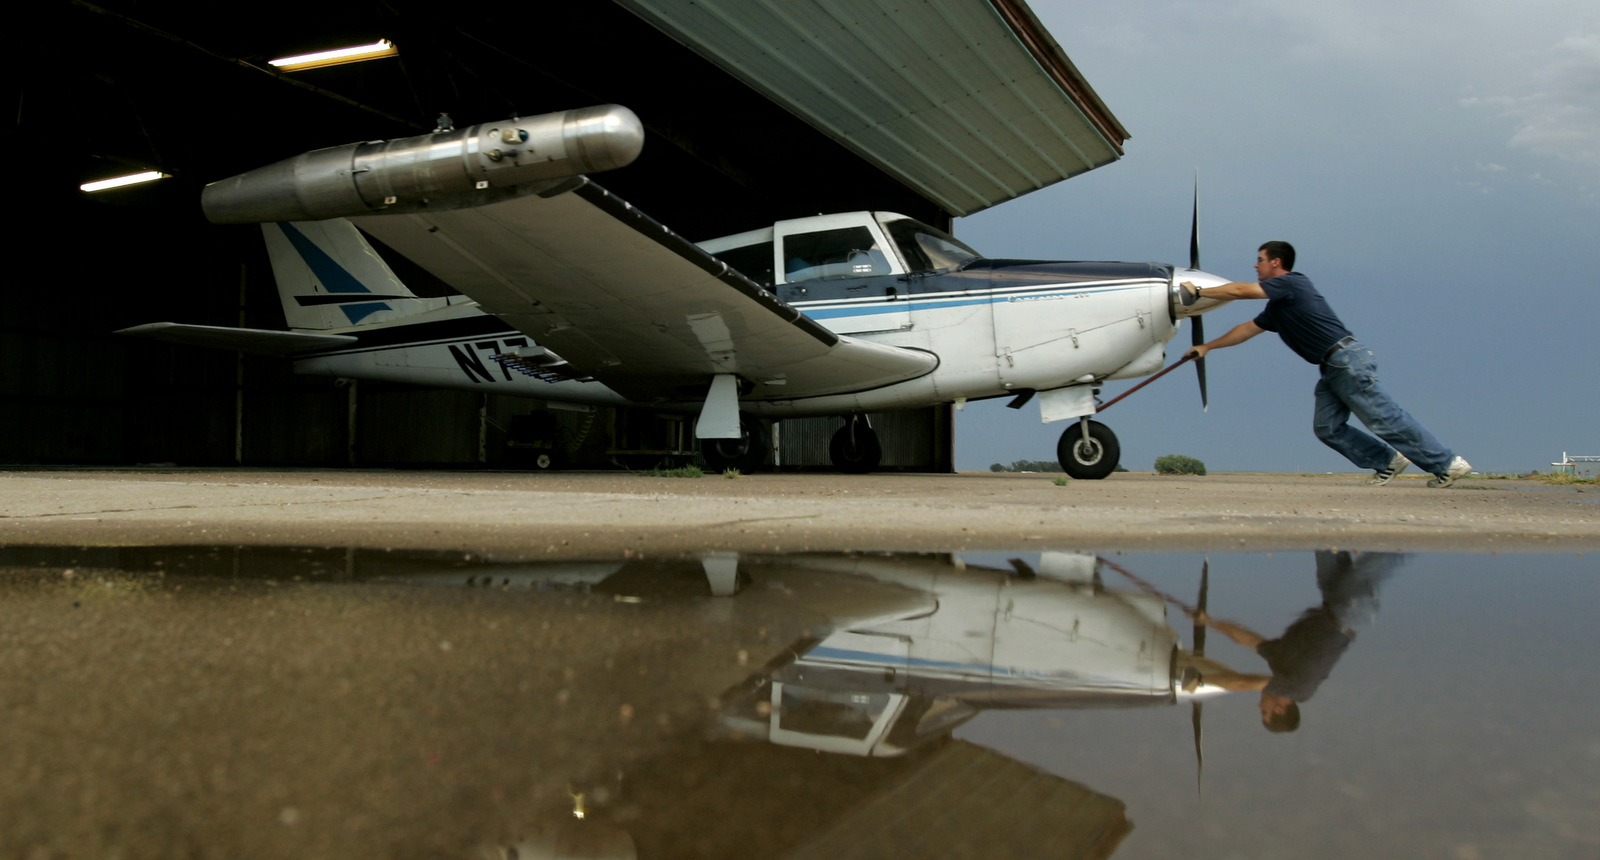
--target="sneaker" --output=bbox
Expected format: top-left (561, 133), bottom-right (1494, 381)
top-left (1367, 452), bottom-right (1411, 486)
top-left (1428, 456), bottom-right (1472, 488)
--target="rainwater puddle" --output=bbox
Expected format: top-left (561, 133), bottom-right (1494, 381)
top-left (0, 546), bottom-right (1594, 858)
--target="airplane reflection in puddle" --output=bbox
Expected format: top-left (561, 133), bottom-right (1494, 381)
top-left (710, 550), bottom-right (1397, 748)
top-left (712, 552), bottom-right (1232, 759)
top-left (372, 546), bottom-right (1398, 745)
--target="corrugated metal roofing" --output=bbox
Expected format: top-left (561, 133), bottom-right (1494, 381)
top-left (614, 0), bottom-right (1129, 217)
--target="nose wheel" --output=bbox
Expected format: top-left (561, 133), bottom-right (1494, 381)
top-left (1058, 419), bottom-right (1120, 480)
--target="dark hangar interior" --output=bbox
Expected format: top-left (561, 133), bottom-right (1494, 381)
top-left (8, 0), bottom-right (1126, 470)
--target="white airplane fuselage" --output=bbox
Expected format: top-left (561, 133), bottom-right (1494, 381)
top-left (291, 228), bottom-right (1219, 423)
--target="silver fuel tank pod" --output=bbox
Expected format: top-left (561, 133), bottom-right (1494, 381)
top-left (202, 104), bottom-right (645, 224)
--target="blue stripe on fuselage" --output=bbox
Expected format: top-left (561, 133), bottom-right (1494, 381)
top-left (796, 282), bottom-right (1150, 320)
top-left (808, 645), bottom-right (987, 674)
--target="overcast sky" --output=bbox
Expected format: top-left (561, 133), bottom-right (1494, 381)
top-left (952, 0), bottom-right (1599, 475)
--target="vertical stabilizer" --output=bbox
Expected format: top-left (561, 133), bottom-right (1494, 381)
top-left (262, 219), bottom-right (449, 330)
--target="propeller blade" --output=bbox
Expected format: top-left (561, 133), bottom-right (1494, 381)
top-left (1192, 556), bottom-right (1209, 797)
top-left (1189, 171), bottom-right (1201, 270)
top-left (1188, 172), bottom-right (1208, 411)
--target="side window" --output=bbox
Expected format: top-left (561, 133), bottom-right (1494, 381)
top-left (710, 241), bottom-right (775, 288)
top-left (782, 226), bottom-right (890, 283)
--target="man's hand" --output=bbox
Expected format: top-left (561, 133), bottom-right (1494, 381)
top-left (1185, 344), bottom-right (1210, 361)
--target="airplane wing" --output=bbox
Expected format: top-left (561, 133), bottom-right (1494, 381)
top-left (348, 179), bottom-right (937, 404)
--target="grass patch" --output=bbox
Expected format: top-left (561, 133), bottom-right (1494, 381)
top-left (640, 465), bottom-right (704, 478)
top-left (1052, 476), bottom-right (1070, 486)
top-left (723, 468), bottom-right (742, 479)
top-left (1539, 473), bottom-right (1599, 486)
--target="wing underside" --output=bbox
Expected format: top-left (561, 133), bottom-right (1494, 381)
top-left (349, 180), bottom-right (936, 404)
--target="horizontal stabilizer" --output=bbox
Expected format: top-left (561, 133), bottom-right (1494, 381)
top-left (117, 323), bottom-right (356, 355)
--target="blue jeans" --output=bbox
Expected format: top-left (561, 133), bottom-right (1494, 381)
top-left (1315, 549), bottom-right (1405, 630)
top-left (1314, 341), bottom-right (1454, 476)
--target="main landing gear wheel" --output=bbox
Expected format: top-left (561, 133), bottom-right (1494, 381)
top-left (1058, 419), bottom-right (1120, 480)
top-left (699, 413), bottom-right (770, 473)
top-left (829, 418), bottom-right (882, 474)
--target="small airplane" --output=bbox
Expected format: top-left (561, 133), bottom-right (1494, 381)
top-left (122, 104), bottom-right (1230, 476)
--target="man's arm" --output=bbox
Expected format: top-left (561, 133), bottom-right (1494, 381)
top-left (1187, 609), bottom-right (1269, 649)
top-left (1185, 319), bottom-right (1265, 360)
top-left (1181, 654), bottom-right (1271, 692)
top-left (1182, 280), bottom-right (1269, 301)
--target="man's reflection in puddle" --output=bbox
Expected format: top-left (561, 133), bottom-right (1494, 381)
top-left (1183, 550), bottom-right (1403, 732)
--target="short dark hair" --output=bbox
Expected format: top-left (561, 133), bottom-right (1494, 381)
top-left (1263, 701), bottom-right (1302, 733)
top-left (1259, 241), bottom-right (1296, 271)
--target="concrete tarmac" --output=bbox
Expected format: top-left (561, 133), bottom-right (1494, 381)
top-left (2, 467), bottom-right (1596, 859)
top-left (3, 468), bottom-right (1596, 554)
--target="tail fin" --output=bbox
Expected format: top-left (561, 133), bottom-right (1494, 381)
top-left (261, 219), bottom-right (449, 330)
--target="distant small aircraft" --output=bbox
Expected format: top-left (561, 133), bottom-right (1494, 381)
top-left (123, 105), bottom-right (1228, 476)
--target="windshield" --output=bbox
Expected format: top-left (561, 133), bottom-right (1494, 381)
top-left (881, 217), bottom-right (981, 273)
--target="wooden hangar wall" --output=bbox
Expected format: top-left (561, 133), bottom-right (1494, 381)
top-left (6, 1), bottom-right (955, 471)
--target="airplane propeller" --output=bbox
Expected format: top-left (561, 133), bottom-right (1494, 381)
top-left (1189, 175), bottom-right (1208, 411)
top-left (1191, 557), bottom-right (1209, 795)
top-left (1097, 555), bottom-right (1211, 796)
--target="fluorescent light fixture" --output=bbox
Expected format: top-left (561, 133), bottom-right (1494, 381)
top-left (268, 39), bottom-right (397, 72)
top-left (80, 171), bottom-right (168, 193)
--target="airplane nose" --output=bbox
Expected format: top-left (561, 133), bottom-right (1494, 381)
top-left (1169, 269), bottom-right (1228, 320)
top-left (1168, 268), bottom-right (1227, 410)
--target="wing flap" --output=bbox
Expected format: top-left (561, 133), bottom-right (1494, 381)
top-left (350, 180), bottom-right (935, 402)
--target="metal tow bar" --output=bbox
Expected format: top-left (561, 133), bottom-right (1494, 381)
top-left (1093, 354), bottom-right (1196, 414)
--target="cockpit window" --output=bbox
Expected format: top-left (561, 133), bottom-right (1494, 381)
top-left (782, 226), bottom-right (891, 283)
top-left (882, 218), bottom-right (980, 274)
top-left (777, 687), bottom-right (891, 740)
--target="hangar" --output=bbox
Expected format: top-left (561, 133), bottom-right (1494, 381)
top-left (9, 0), bottom-right (1127, 470)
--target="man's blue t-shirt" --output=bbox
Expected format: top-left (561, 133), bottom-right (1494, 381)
top-left (1257, 608), bottom-right (1353, 702)
top-left (1253, 272), bottom-right (1352, 364)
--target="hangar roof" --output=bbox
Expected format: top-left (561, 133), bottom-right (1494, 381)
top-left (49, 0), bottom-right (1124, 235)
top-left (618, 0), bottom-right (1128, 217)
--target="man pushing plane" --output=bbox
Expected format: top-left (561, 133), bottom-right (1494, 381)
top-left (1183, 241), bottom-right (1471, 488)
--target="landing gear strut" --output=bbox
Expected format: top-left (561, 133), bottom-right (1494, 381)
top-left (699, 413), bottom-right (770, 473)
top-left (829, 415), bottom-right (882, 474)
top-left (1058, 418), bottom-right (1120, 480)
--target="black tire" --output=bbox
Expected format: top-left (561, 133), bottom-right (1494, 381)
top-left (1057, 420), bottom-right (1120, 480)
top-left (699, 414), bottom-right (770, 473)
top-left (829, 423), bottom-right (882, 474)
